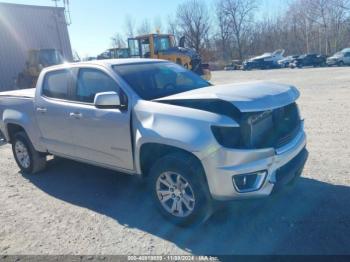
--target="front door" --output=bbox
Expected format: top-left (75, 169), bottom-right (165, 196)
top-left (68, 68), bottom-right (134, 171)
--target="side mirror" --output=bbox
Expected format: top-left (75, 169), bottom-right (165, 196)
top-left (94, 92), bottom-right (121, 109)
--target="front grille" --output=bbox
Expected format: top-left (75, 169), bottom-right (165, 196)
top-left (240, 103), bottom-right (301, 149)
top-left (275, 122), bottom-right (301, 148)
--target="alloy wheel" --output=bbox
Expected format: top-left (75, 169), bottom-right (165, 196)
top-left (14, 140), bottom-right (30, 169)
top-left (156, 172), bottom-right (195, 218)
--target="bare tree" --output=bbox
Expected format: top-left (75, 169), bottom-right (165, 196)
top-left (167, 15), bottom-right (177, 35)
top-left (283, 0), bottom-right (350, 55)
top-left (219, 0), bottom-right (257, 60)
top-left (117, 0), bottom-right (350, 64)
top-left (124, 15), bottom-right (136, 38)
top-left (176, 0), bottom-right (211, 53)
top-left (153, 16), bottom-right (163, 33)
top-left (215, 0), bottom-right (232, 60)
top-left (111, 33), bottom-right (126, 48)
top-left (137, 19), bottom-right (151, 35)
top-left (327, 0), bottom-right (350, 51)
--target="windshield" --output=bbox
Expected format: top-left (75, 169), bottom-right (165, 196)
top-left (113, 62), bottom-right (210, 100)
top-left (272, 49), bottom-right (284, 56)
top-left (39, 50), bottom-right (64, 66)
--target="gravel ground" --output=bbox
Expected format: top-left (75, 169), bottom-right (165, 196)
top-left (0, 67), bottom-right (350, 255)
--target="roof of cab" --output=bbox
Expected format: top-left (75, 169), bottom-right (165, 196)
top-left (46, 58), bottom-right (166, 71)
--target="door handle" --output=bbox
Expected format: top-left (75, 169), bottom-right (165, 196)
top-left (69, 112), bottom-right (82, 119)
top-left (36, 107), bottom-right (47, 113)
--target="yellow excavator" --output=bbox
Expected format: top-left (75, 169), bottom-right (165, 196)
top-left (16, 49), bottom-right (64, 89)
top-left (127, 33), bottom-right (211, 80)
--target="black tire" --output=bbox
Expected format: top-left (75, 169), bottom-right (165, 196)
top-left (12, 131), bottom-right (46, 174)
top-left (338, 61), bottom-right (345, 67)
top-left (149, 152), bottom-right (212, 226)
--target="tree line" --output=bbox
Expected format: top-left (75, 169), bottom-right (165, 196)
top-left (111, 0), bottom-right (350, 63)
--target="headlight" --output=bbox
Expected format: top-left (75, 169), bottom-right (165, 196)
top-left (211, 126), bottom-right (241, 148)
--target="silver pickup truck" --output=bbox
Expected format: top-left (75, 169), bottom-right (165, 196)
top-left (0, 59), bottom-right (308, 225)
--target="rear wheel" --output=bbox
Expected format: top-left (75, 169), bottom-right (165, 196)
top-left (12, 132), bottom-right (46, 174)
top-left (149, 152), bottom-right (212, 226)
top-left (338, 61), bottom-right (345, 67)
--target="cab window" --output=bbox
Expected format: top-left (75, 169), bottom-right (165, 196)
top-left (75, 68), bottom-right (118, 103)
top-left (42, 69), bottom-right (72, 100)
top-left (154, 36), bottom-right (171, 52)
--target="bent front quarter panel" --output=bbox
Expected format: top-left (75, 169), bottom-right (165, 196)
top-left (133, 100), bottom-right (238, 175)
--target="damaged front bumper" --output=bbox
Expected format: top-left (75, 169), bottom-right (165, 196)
top-left (201, 124), bottom-right (308, 201)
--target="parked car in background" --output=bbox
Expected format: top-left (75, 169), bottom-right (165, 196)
top-left (290, 54), bottom-right (326, 68)
top-left (224, 60), bottom-right (242, 70)
top-left (243, 49), bottom-right (285, 70)
top-left (97, 48), bottom-right (130, 60)
top-left (0, 59), bottom-right (308, 225)
top-left (278, 55), bottom-right (299, 68)
top-left (327, 48), bottom-right (350, 66)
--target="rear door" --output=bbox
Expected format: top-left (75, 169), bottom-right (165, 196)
top-left (35, 69), bottom-right (77, 156)
top-left (67, 67), bottom-right (134, 171)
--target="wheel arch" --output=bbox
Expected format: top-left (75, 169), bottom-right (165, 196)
top-left (5, 123), bottom-right (26, 143)
top-left (138, 142), bottom-right (206, 181)
top-left (2, 109), bottom-right (46, 152)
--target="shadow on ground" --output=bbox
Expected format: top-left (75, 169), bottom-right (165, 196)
top-left (24, 158), bottom-right (350, 255)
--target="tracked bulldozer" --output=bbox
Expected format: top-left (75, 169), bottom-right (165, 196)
top-left (16, 49), bottom-right (64, 89)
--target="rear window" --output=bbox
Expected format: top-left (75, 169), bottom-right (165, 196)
top-left (42, 69), bottom-right (72, 100)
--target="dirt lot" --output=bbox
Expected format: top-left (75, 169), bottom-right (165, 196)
top-left (1, 67), bottom-right (350, 255)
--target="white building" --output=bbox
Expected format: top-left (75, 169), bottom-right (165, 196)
top-left (0, 2), bottom-right (73, 91)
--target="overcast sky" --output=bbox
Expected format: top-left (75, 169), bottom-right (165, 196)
top-left (1, 0), bottom-right (287, 57)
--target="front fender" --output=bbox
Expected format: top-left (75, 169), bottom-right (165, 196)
top-left (133, 100), bottom-right (238, 174)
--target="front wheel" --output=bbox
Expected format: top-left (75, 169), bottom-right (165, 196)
top-left (12, 132), bottom-right (46, 174)
top-left (149, 152), bottom-right (212, 226)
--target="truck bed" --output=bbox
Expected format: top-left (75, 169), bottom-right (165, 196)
top-left (0, 88), bottom-right (36, 140)
top-left (0, 88), bottom-right (35, 98)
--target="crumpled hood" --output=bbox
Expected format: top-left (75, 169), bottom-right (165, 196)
top-left (156, 82), bottom-right (300, 112)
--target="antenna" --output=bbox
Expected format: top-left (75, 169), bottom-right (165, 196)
top-left (52, 0), bottom-right (72, 25)
top-left (63, 0), bottom-right (72, 25)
